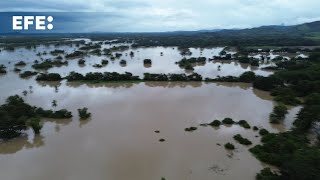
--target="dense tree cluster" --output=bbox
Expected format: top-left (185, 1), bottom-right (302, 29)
top-left (66, 71), bottom-right (140, 82)
top-left (65, 51), bottom-right (85, 58)
top-left (78, 108), bottom-right (91, 120)
top-left (36, 73), bottom-right (62, 81)
top-left (250, 132), bottom-right (320, 180)
top-left (0, 95), bottom-right (72, 139)
top-left (269, 104), bottom-right (288, 124)
top-left (50, 49), bottom-right (65, 55)
top-left (176, 57), bottom-right (206, 70)
top-left (233, 134), bottom-right (252, 145)
top-left (14, 61), bottom-right (26, 66)
top-left (143, 73), bottom-right (202, 81)
top-left (19, 71), bottom-right (37, 78)
top-left (32, 59), bottom-right (68, 70)
top-left (0, 64), bottom-right (6, 74)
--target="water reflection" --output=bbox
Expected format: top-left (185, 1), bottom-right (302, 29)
top-left (0, 135), bottom-right (44, 154)
top-left (79, 118), bottom-right (92, 128)
top-left (37, 81), bottom-right (62, 88)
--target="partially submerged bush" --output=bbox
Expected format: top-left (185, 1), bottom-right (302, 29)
top-left (20, 71), bottom-right (38, 78)
top-left (270, 104), bottom-right (288, 123)
top-left (222, 117), bottom-right (235, 125)
top-left (78, 59), bottom-right (86, 65)
top-left (101, 59), bottom-right (108, 65)
top-left (36, 108), bottom-right (72, 119)
top-left (15, 61), bottom-right (26, 66)
top-left (259, 129), bottom-right (269, 136)
top-left (27, 117), bottom-right (42, 134)
top-left (224, 142), bottom-right (235, 150)
top-left (209, 120), bottom-right (221, 127)
top-left (238, 120), bottom-right (251, 129)
top-left (36, 73), bottom-right (62, 81)
top-left (78, 107), bottom-right (91, 120)
top-left (233, 134), bottom-right (252, 145)
top-left (185, 127), bottom-right (197, 132)
top-left (143, 59), bottom-right (152, 64)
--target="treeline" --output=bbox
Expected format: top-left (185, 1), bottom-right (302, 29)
top-left (249, 50), bottom-right (320, 179)
top-left (64, 71), bottom-right (203, 82)
top-left (176, 57), bottom-right (206, 70)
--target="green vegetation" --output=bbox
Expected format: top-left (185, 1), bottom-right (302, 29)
top-left (0, 95), bottom-right (72, 139)
top-left (293, 93), bottom-right (320, 132)
top-left (32, 59), bottom-right (68, 70)
top-left (78, 108), bottom-right (91, 120)
top-left (185, 127), bottom-right (197, 132)
top-left (0, 64), bottom-right (7, 74)
top-left (50, 49), bottom-right (65, 55)
top-left (36, 73), bottom-right (62, 81)
top-left (176, 57), bottom-right (206, 70)
top-left (233, 134), bottom-right (252, 145)
top-left (26, 117), bottom-right (42, 134)
top-left (238, 120), bottom-right (251, 129)
top-left (143, 59), bottom-right (152, 64)
top-left (239, 71), bottom-right (256, 83)
top-left (253, 76), bottom-right (282, 91)
top-left (259, 129), bottom-right (269, 136)
top-left (269, 104), bottom-right (288, 124)
top-left (256, 168), bottom-right (280, 180)
top-left (120, 60), bottom-right (127, 65)
top-left (271, 87), bottom-right (301, 105)
top-left (65, 51), bottom-right (85, 58)
top-left (224, 142), bottom-right (235, 150)
top-left (209, 120), bottom-right (221, 127)
top-left (93, 64), bottom-right (103, 68)
top-left (66, 71), bottom-right (140, 82)
top-left (19, 71), bottom-right (38, 78)
top-left (15, 61), bottom-right (26, 66)
top-left (101, 59), bottom-right (109, 65)
top-left (35, 108), bottom-right (72, 119)
top-left (222, 117), bottom-right (235, 125)
top-left (79, 44), bottom-right (101, 51)
top-left (14, 67), bottom-right (22, 72)
top-left (78, 59), bottom-right (86, 65)
top-left (250, 132), bottom-right (320, 180)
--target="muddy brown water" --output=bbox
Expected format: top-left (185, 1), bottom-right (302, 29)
top-left (0, 79), bottom-right (301, 180)
top-left (0, 43), bottom-right (301, 180)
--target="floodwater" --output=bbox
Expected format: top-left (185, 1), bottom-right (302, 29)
top-left (0, 41), bottom-right (273, 78)
top-left (0, 41), bottom-right (301, 180)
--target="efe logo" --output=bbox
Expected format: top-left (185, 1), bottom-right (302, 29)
top-left (12, 16), bottom-right (53, 30)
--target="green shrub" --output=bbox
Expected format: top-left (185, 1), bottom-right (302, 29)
top-left (222, 117), bottom-right (235, 125)
top-left (185, 127), bottom-right (197, 132)
top-left (209, 120), bottom-right (221, 127)
top-left (233, 134), bottom-right (252, 145)
top-left (256, 168), bottom-right (281, 180)
top-left (78, 107), bottom-right (91, 119)
top-left (270, 104), bottom-right (288, 124)
top-left (259, 129), bottom-right (269, 136)
top-left (238, 120), bottom-right (251, 129)
top-left (224, 142), bottom-right (235, 150)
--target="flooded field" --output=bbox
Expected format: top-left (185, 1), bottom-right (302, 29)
top-left (0, 40), bottom-right (274, 78)
top-left (0, 40), bottom-right (301, 180)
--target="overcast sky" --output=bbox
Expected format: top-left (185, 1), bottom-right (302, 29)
top-left (1, 0), bottom-right (320, 32)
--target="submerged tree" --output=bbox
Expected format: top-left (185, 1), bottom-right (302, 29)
top-left (52, 100), bottom-right (57, 108)
top-left (78, 107), bottom-right (91, 120)
top-left (27, 117), bottom-right (42, 134)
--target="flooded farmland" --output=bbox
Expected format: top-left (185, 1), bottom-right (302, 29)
top-left (0, 40), bottom-right (301, 180)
